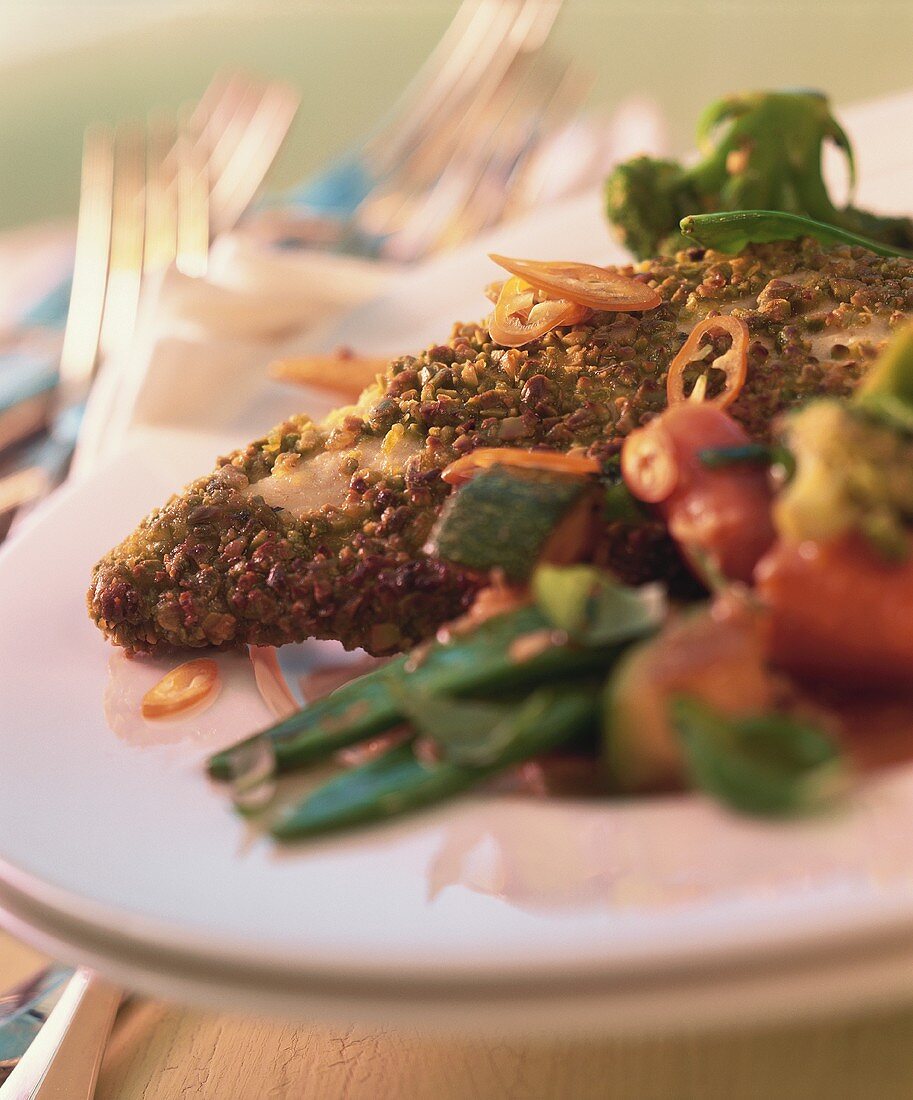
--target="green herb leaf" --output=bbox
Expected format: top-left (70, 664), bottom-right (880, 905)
top-left (604, 481), bottom-right (647, 523)
top-left (671, 696), bottom-right (850, 816)
top-left (680, 211), bottom-right (913, 259)
top-left (394, 689), bottom-right (521, 766)
top-left (532, 565), bottom-right (666, 646)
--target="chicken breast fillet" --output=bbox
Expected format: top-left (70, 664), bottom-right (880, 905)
top-left (89, 240), bottom-right (913, 654)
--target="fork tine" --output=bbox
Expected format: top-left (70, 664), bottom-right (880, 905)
top-left (97, 125), bottom-right (146, 362)
top-left (367, 0), bottom-right (512, 171)
top-left (380, 49), bottom-right (578, 262)
top-left (355, 0), bottom-right (564, 243)
top-left (57, 126), bottom-right (114, 395)
top-left (208, 82), bottom-right (299, 235)
top-left (176, 107), bottom-right (210, 277)
top-left (203, 75), bottom-right (265, 188)
top-left (143, 111), bottom-right (178, 273)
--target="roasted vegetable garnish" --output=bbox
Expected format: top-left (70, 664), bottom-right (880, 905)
top-left (605, 90), bottom-right (913, 259)
top-left (208, 597), bottom-right (642, 780)
top-left (601, 597), bottom-right (774, 793)
top-left (271, 687), bottom-right (599, 840)
top-left (622, 403), bottom-right (775, 584)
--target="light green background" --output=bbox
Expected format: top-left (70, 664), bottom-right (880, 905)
top-left (1, 0), bottom-right (912, 230)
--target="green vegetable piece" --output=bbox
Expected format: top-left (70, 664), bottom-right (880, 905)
top-left (603, 480), bottom-right (647, 524)
top-left (698, 443), bottom-right (796, 479)
top-left (532, 564), bottom-right (666, 646)
top-left (271, 687), bottom-right (599, 839)
top-left (208, 669), bottom-right (400, 779)
top-left (774, 394), bottom-right (913, 559)
top-left (671, 696), bottom-right (850, 817)
top-left (698, 443), bottom-right (773, 468)
top-left (680, 211), bottom-right (913, 259)
top-left (605, 90), bottom-right (913, 260)
top-left (604, 156), bottom-right (696, 260)
top-left (394, 690), bottom-right (521, 767)
top-left (426, 466), bottom-right (591, 583)
top-left (856, 325), bottom-right (913, 432)
top-left (209, 605), bottom-right (617, 778)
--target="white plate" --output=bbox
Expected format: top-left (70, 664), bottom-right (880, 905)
top-left (4, 92), bottom-right (913, 1031)
top-left (3, 430), bottom-right (913, 1032)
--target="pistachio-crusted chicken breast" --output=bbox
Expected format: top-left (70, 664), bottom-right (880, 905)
top-left (89, 240), bottom-right (913, 655)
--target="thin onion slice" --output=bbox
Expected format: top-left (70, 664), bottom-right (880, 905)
top-left (489, 277), bottom-right (589, 349)
top-left (249, 646), bottom-right (299, 720)
top-left (666, 315), bottom-right (749, 410)
top-left (442, 447), bottom-right (600, 486)
top-left (142, 659), bottom-right (220, 720)
top-left (489, 254), bottom-right (662, 312)
top-left (621, 422), bottom-right (679, 503)
top-left (270, 353), bottom-right (389, 401)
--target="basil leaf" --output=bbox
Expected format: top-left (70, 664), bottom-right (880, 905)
top-left (671, 696), bottom-right (850, 816)
top-left (680, 210), bottom-right (913, 259)
top-left (532, 565), bottom-right (666, 646)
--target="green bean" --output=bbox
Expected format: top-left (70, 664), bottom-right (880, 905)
top-left (680, 210), bottom-right (913, 259)
top-left (208, 605), bottom-right (617, 779)
top-left (271, 685), bottom-right (599, 839)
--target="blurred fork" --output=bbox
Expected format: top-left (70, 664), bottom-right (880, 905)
top-left (0, 72), bottom-right (298, 516)
top-left (354, 0), bottom-right (564, 242)
top-left (273, 0), bottom-right (574, 260)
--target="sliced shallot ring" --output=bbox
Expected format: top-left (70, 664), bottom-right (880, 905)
top-left (489, 254), bottom-right (662, 312)
top-left (621, 421), bottom-right (679, 504)
top-left (442, 447), bottom-right (600, 486)
top-left (250, 646), bottom-right (299, 720)
top-left (142, 658), bottom-right (220, 720)
top-left (666, 315), bottom-right (750, 410)
top-left (489, 276), bottom-right (589, 348)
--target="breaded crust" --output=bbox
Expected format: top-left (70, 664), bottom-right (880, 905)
top-left (89, 240), bottom-right (913, 654)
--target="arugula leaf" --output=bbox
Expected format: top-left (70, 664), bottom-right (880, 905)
top-left (671, 696), bottom-right (850, 816)
top-left (532, 565), bottom-right (666, 646)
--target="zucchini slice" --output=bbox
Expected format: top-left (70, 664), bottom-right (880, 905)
top-left (426, 465), bottom-right (596, 583)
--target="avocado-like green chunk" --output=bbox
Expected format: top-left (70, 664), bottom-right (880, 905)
top-left (856, 324), bottom-right (913, 432)
top-left (776, 337), bottom-right (913, 559)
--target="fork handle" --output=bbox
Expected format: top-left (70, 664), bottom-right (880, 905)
top-left (0, 969), bottom-right (120, 1099)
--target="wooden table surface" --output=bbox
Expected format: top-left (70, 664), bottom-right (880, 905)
top-left (5, 930), bottom-right (913, 1098)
